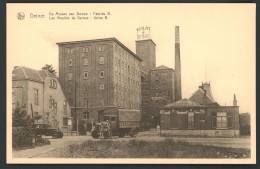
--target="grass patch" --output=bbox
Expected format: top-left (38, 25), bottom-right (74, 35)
top-left (41, 138), bottom-right (250, 158)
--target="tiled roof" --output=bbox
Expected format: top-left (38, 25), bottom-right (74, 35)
top-left (164, 98), bottom-right (202, 109)
top-left (12, 66), bottom-right (57, 82)
top-left (189, 88), bottom-right (219, 106)
top-left (39, 70), bottom-right (57, 80)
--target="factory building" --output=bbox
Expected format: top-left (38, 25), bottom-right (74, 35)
top-left (57, 38), bottom-right (142, 132)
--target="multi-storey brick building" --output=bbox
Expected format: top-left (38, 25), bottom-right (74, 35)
top-left (148, 65), bottom-right (175, 125)
top-left (57, 38), bottom-right (142, 132)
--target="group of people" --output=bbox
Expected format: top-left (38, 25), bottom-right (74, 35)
top-left (99, 120), bottom-right (111, 139)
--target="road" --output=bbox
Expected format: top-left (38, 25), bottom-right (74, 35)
top-left (12, 129), bottom-right (251, 158)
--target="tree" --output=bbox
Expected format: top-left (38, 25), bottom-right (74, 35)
top-left (12, 103), bottom-right (31, 127)
top-left (42, 64), bottom-right (57, 76)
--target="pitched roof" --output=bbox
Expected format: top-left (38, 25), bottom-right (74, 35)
top-left (150, 65), bottom-right (174, 71)
top-left (39, 70), bottom-right (57, 80)
top-left (12, 66), bottom-right (57, 82)
top-left (189, 88), bottom-right (219, 106)
top-left (164, 98), bottom-right (202, 109)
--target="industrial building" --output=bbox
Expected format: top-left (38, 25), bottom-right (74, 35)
top-left (57, 38), bottom-right (142, 132)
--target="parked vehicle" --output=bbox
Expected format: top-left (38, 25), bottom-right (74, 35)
top-left (33, 123), bottom-right (63, 139)
top-left (91, 109), bottom-right (141, 139)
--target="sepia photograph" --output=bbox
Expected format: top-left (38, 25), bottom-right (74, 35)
top-left (6, 3), bottom-right (256, 164)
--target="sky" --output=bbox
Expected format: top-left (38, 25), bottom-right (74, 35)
top-left (7, 3), bottom-right (255, 114)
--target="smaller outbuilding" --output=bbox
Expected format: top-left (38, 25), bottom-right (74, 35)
top-left (160, 82), bottom-right (240, 137)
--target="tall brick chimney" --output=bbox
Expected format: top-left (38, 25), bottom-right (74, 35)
top-left (233, 94), bottom-right (237, 106)
top-left (175, 26), bottom-right (182, 101)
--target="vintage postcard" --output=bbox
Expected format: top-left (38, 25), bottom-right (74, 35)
top-left (6, 3), bottom-right (256, 164)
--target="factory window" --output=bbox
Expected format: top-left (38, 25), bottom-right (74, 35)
top-left (216, 112), bottom-right (228, 129)
top-left (99, 57), bottom-right (104, 64)
top-left (100, 71), bottom-right (104, 78)
top-left (34, 89), bottom-right (39, 104)
top-left (188, 112), bottom-right (195, 129)
top-left (68, 59), bottom-right (73, 66)
top-left (68, 73), bottom-right (73, 80)
top-left (83, 112), bottom-right (89, 119)
top-left (83, 58), bottom-right (88, 65)
top-left (155, 79), bottom-right (159, 83)
top-left (100, 84), bottom-right (104, 90)
top-left (84, 72), bottom-right (88, 79)
top-left (98, 45), bottom-right (104, 52)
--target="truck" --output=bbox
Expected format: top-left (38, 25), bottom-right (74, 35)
top-left (91, 109), bottom-right (141, 139)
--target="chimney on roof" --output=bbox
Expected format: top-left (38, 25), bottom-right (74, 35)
top-left (175, 26), bottom-right (182, 101)
top-left (233, 94), bottom-right (237, 106)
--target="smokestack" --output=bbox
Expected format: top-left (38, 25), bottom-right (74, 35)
top-left (175, 26), bottom-right (182, 101)
top-left (233, 94), bottom-right (237, 106)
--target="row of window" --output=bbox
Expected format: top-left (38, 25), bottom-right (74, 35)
top-left (67, 98), bottom-right (104, 107)
top-left (68, 71), bottom-right (105, 80)
top-left (65, 45), bottom-right (105, 54)
top-left (68, 57), bottom-right (104, 66)
top-left (67, 84), bottom-right (105, 93)
top-left (169, 111), bottom-right (232, 129)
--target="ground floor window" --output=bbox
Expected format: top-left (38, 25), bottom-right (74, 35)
top-left (216, 112), bottom-right (228, 129)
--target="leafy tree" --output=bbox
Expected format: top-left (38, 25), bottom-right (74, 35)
top-left (12, 103), bottom-right (32, 127)
top-left (42, 64), bottom-right (57, 76)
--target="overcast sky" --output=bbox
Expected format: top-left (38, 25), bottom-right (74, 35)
top-left (7, 3), bottom-right (255, 113)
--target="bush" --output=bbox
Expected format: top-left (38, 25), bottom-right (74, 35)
top-left (12, 127), bottom-right (34, 149)
top-left (12, 104), bottom-right (34, 149)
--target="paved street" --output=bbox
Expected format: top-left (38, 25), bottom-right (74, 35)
top-left (12, 129), bottom-right (251, 158)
